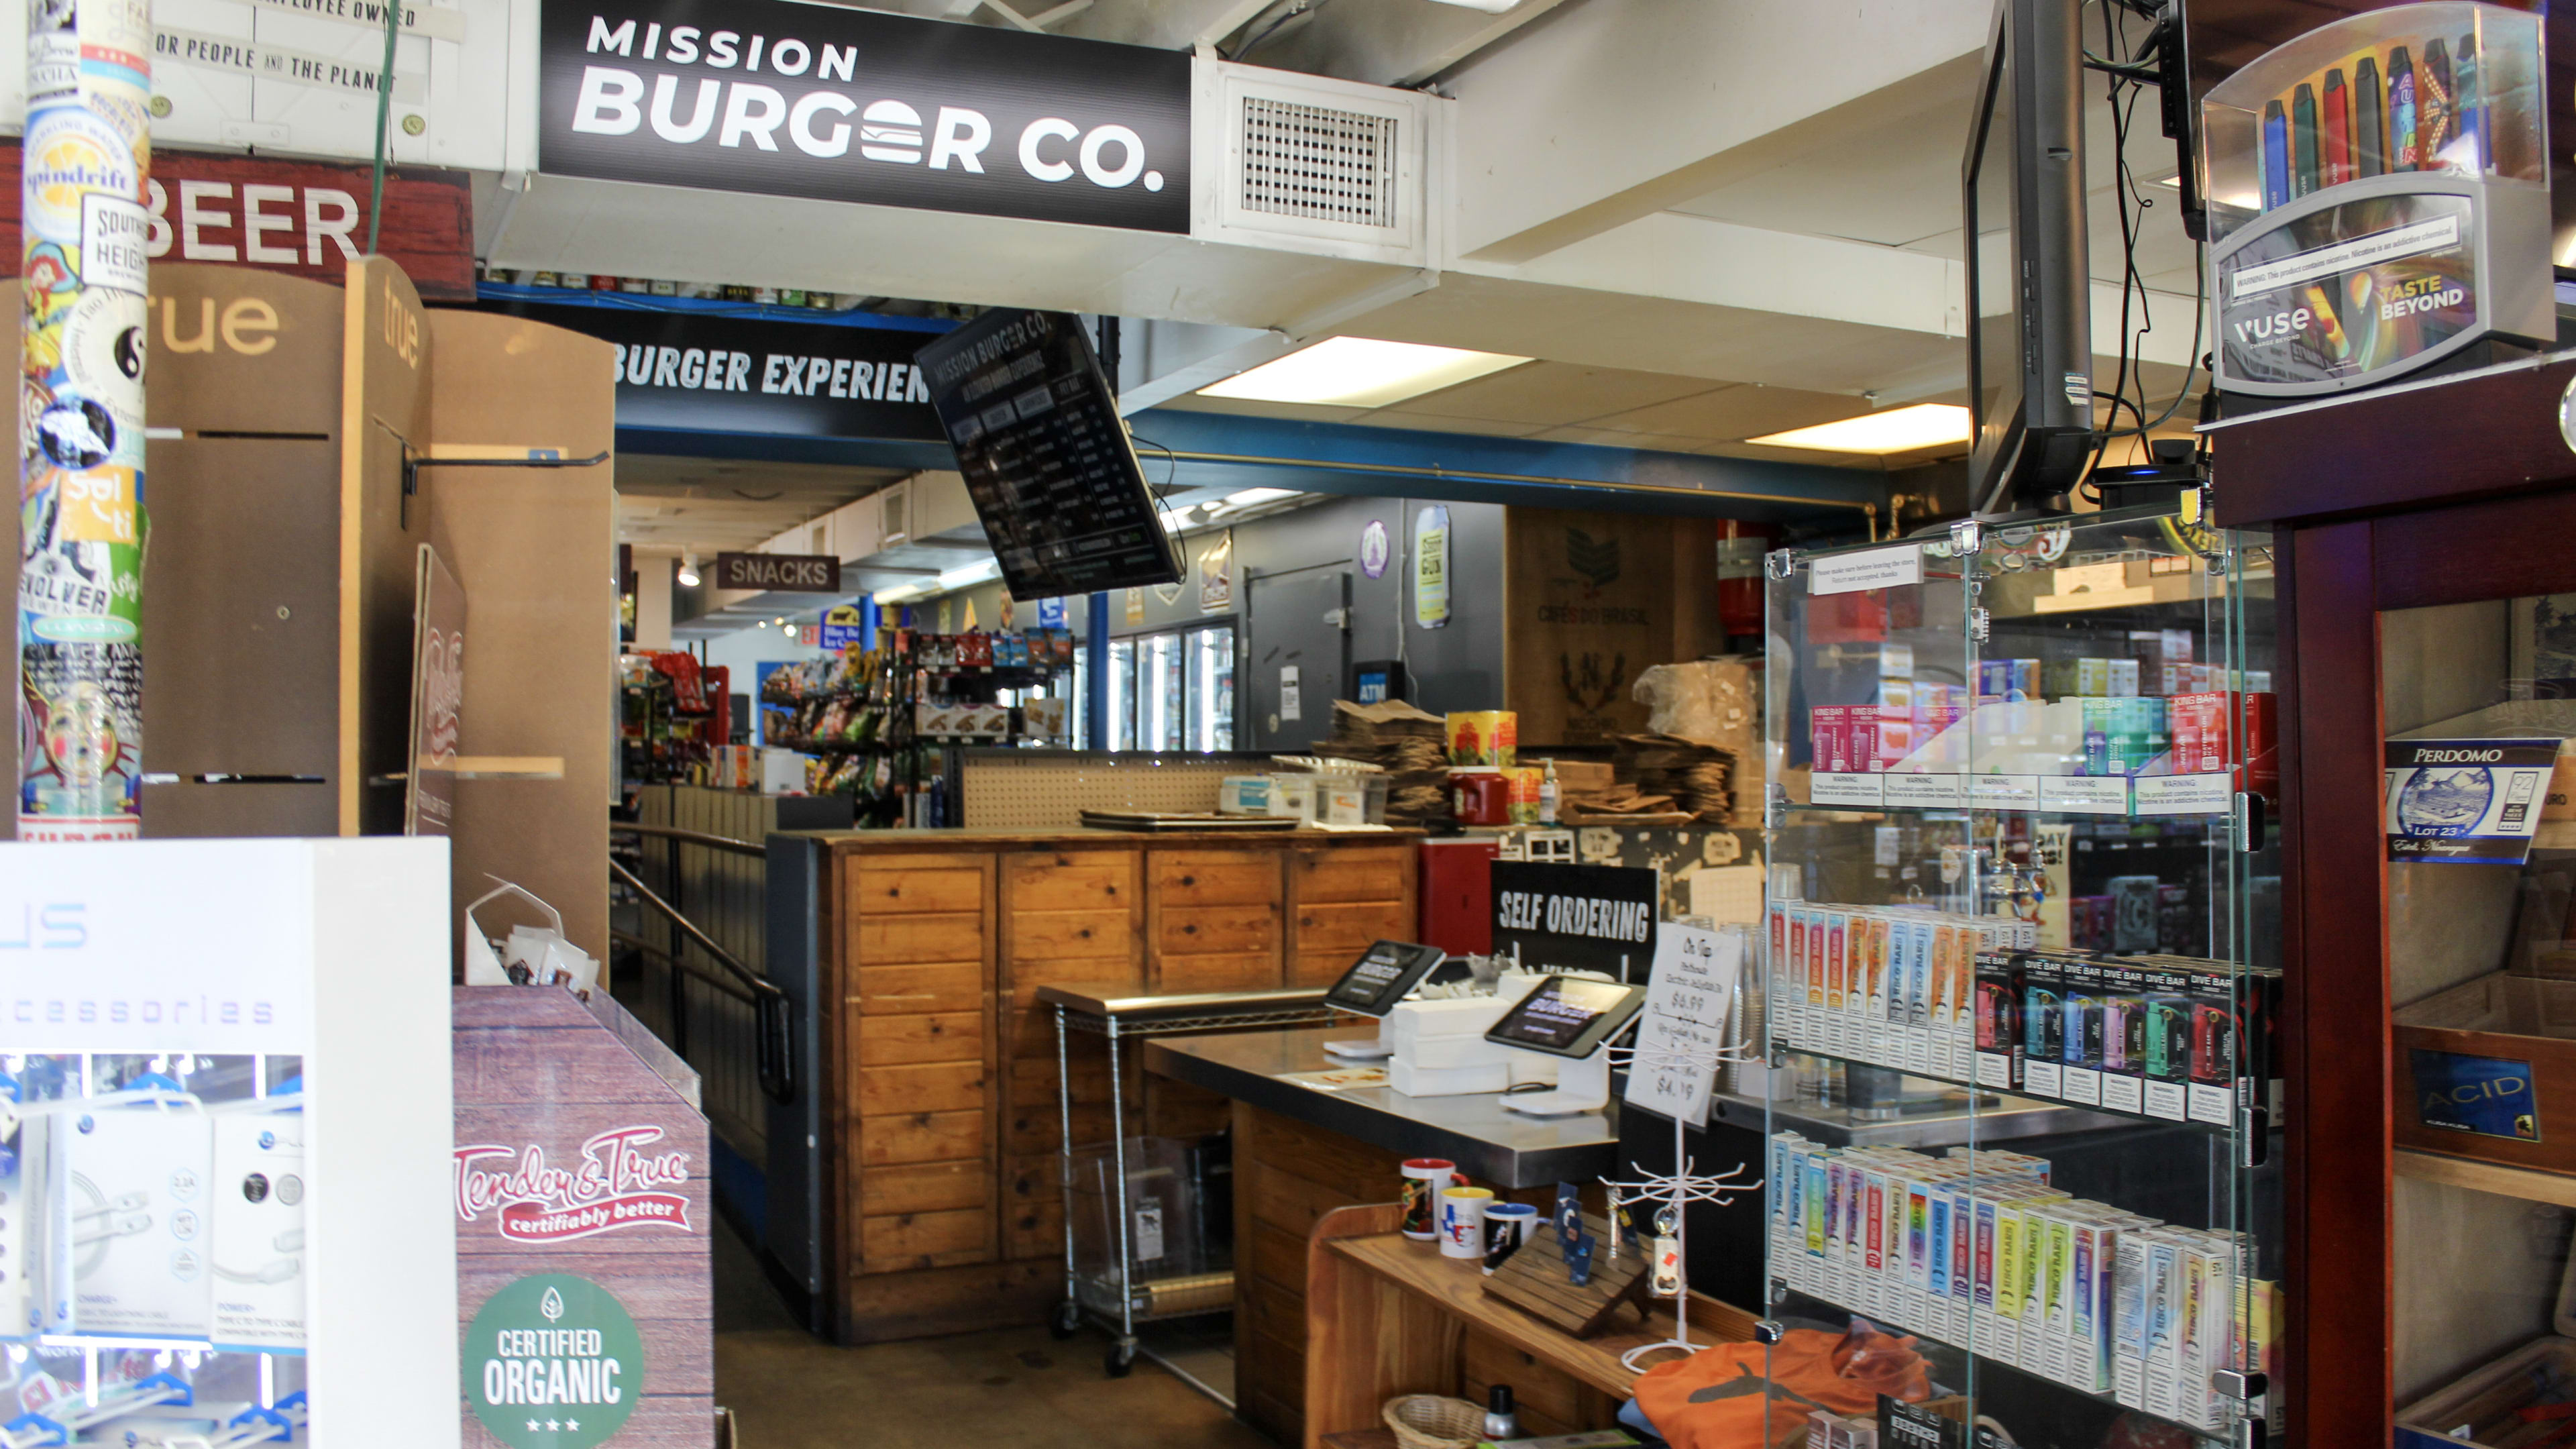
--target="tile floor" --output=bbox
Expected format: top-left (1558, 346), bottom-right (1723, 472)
top-left (712, 1220), bottom-right (1271, 1448)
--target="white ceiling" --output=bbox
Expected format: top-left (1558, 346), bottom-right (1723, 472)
top-left (616, 455), bottom-right (904, 553)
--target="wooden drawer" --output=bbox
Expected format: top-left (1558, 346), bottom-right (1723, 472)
top-left (853, 961), bottom-right (982, 1016)
top-left (1246, 1218), bottom-right (1309, 1295)
top-left (861, 1160), bottom-right (991, 1217)
top-left (1464, 1329), bottom-right (1591, 1429)
top-left (1007, 1053), bottom-right (1125, 1108)
top-left (860, 1110), bottom-right (985, 1167)
top-left (1291, 845), bottom-right (1413, 904)
top-left (860, 1208), bottom-right (990, 1272)
top-left (1289, 949), bottom-right (1371, 988)
top-left (1152, 951), bottom-right (1280, 994)
top-left (1143, 1075), bottom-right (1230, 1140)
top-left (1291, 900), bottom-right (1409, 957)
top-left (1002, 851), bottom-right (1136, 912)
top-left (1006, 1099), bottom-right (1117, 1155)
top-left (856, 912), bottom-right (983, 964)
top-left (857, 1060), bottom-right (986, 1116)
top-left (1156, 904), bottom-right (1278, 955)
top-left (857, 1011), bottom-right (983, 1066)
top-left (1149, 851), bottom-right (1280, 906)
top-left (853, 865), bottom-right (985, 915)
top-left (1239, 1288), bottom-right (1309, 1357)
top-left (1006, 907), bottom-right (1134, 961)
top-left (1245, 1157), bottom-right (1379, 1240)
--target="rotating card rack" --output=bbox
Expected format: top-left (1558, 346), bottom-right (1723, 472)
top-left (1599, 1032), bottom-right (1762, 1373)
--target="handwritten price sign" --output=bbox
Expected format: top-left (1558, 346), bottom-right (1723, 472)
top-left (1621, 924), bottom-right (1743, 1126)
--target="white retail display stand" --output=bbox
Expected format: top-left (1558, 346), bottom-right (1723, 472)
top-left (0, 839), bottom-right (458, 1449)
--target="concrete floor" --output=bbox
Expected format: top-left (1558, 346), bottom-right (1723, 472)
top-left (713, 1219), bottom-right (1273, 1449)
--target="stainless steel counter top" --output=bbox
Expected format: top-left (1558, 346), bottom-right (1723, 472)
top-left (1142, 1028), bottom-right (1619, 1189)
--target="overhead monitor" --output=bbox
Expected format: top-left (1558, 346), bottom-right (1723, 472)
top-left (1323, 941), bottom-right (1450, 1018)
top-left (913, 309), bottom-right (1183, 601)
top-left (1484, 975), bottom-right (1648, 1061)
top-left (1964, 0), bottom-right (2095, 515)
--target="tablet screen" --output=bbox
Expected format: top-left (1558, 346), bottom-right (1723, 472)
top-left (1324, 941), bottom-right (1446, 1016)
top-left (1489, 977), bottom-right (1645, 1053)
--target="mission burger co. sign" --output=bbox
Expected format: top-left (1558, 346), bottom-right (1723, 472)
top-left (541, 0), bottom-right (1191, 233)
top-left (716, 551), bottom-right (840, 592)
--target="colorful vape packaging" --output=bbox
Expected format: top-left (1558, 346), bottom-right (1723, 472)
top-left (1975, 949), bottom-right (2023, 1090)
top-left (2059, 957), bottom-right (2107, 1107)
top-left (2021, 955), bottom-right (2066, 1099)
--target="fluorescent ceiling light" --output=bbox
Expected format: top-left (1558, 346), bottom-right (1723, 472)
top-left (1198, 337), bottom-right (1530, 409)
top-left (1748, 403), bottom-right (1974, 455)
top-left (1222, 487), bottom-right (1297, 508)
top-left (936, 558), bottom-right (1003, 591)
top-left (874, 582), bottom-right (930, 605)
top-left (1161, 508), bottom-right (1192, 532)
top-left (1424, 0), bottom-right (1522, 10)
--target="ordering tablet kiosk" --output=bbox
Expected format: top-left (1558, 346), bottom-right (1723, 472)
top-left (1486, 975), bottom-right (1647, 1116)
top-left (1320, 940), bottom-right (1449, 1060)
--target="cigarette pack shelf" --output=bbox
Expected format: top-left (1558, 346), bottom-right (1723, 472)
top-left (1755, 502), bottom-right (2283, 1449)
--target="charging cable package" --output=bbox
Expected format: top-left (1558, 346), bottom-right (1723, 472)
top-left (0, 1099), bottom-right (56, 1339)
top-left (63, 1083), bottom-right (214, 1340)
top-left (210, 1095), bottom-right (307, 1351)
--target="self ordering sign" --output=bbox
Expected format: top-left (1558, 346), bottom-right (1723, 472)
top-left (540, 0), bottom-right (1191, 233)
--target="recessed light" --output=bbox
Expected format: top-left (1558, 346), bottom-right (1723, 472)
top-left (1197, 337), bottom-right (1531, 409)
top-left (1748, 403), bottom-right (1974, 455)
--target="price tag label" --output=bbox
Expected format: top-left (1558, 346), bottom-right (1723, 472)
top-left (1621, 924), bottom-right (1744, 1127)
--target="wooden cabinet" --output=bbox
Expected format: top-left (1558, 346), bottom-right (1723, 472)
top-left (809, 828), bottom-right (1421, 1344)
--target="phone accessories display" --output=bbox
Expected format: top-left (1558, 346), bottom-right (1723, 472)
top-left (1600, 1022), bottom-right (1760, 1372)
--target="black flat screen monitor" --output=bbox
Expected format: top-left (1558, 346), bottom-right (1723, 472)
top-left (1484, 975), bottom-right (1648, 1060)
top-left (1324, 941), bottom-right (1450, 1018)
top-left (1965, 0), bottom-right (2094, 513)
top-left (913, 309), bottom-right (1183, 601)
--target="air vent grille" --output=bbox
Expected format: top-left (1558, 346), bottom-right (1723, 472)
top-left (1239, 96), bottom-right (1398, 229)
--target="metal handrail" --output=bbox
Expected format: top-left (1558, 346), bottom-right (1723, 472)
top-left (614, 820), bottom-right (768, 857)
top-left (610, 857), bottom-right (795, 1104)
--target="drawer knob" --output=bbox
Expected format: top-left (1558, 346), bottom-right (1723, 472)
top-left (1181, 875), bottom-right (1196, 887)
top-left (1077, 928), bottom-right (1092, 939)
top-left (1182, 923), bottom-right (1197, 935)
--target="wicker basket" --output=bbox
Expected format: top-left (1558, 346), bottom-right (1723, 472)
top-left (1381, 1395), bottom-right (1487, 1449)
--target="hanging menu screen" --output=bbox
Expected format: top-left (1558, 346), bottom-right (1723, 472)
top-left (914, 309), bottom-right (1182, 600)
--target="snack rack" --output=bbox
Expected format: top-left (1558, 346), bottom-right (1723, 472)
top-left (1755, 501), bottom-right (2284, 1448)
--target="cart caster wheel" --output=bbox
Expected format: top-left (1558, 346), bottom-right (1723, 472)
top-left (1049, 1301), bottom-right (1081, 1340)
top-left (1105, 1343), bottom-right (1136, 1378)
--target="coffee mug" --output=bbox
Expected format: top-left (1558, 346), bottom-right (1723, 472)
top-left (1482, 1202), bottom-right (1540, 1275)
top-left (1439, 1186), bottom-right (1495, 1259)
top-left (1401, 1159), bottom-right (1466, 1240)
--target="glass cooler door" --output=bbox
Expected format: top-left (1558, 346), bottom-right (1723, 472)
top-left (2383, 593), bottom-right (2576, 1440)
top-left (1759, 505), bottom-right (2282, 1449)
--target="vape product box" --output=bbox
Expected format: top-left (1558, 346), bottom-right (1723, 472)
top-left (2112, 1225), bottom-right (2153, 1409)
top-left (2106, 658), bottom-right (2141, 697)
top-left (1769, 902), bottom-right (1797, 1047)
top-left (2139, 967), bottom-right (2196, 1121)
top-left (2021, 955), bottom-right (2066, 1099)
top-left (2186, 966), bottom-right (2241, 1128)
top-left (1974, 949), bottom-right (2023, 1090)
top-left (1875, 682), bottom-right (1914, 769)
top-left (2108, 876), bottom-right (2161, 953)
top-left (2047, 659), bottom-right (2114, 699)
top-left (68, 1104), bottom-right (214, 1340)
top-left (2140, 1231), bottom-right (2190, 1421)
top-left (2059, 958), bottom-right (2106, 1106)
top-left (1824, 910), bottom-right (1850, 1057)
top-left (2098, 964), bottom-right (2151, 1115)
top-left (1902, 917), bottom-right (1937, 1074)
top-left (209, 1108), bottom-right (305, 1350)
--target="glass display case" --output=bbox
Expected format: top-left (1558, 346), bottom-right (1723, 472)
top-left (1758, 502), bottom-right (2283, 1449)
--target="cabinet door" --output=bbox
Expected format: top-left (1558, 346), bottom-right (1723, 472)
top-left (1286, 843), bottom-right (1417, 985)
top-left (1148, 849), bottom-right (1283, 991)
top-left (843, 851), bottom-right (996, 1275)
top-left (997, 849), bottom-right (1142, 1261)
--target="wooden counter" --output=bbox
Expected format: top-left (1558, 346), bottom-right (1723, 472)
top-left (788, 826), bottom-right (1419, 1344)
top-left (1305, 1203), bottom-right (1758, 1449)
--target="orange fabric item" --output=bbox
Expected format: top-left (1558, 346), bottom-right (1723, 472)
top-left (1629, 1324), bottom-right (1934, 1449)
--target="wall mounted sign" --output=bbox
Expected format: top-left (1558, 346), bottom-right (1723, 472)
top-left (541, 0), bottom-right (1191, 233)
top-left (1360, 518), bottom-right (1389, 579)
top-left (1198, 531), bottom-right (1234, 613)
top-left (715, 551), bottom-right (841, 592)
top-left (483, 298), bottom-right (950, 441)
top-left (2383, 736), bottom-right (2560, 865)
top-left (916, 308), bottom-right (1181, 599)
top-left (0, 141), bottom-right (478, 301)
top-left (1491, 861), bottom-right (1662, 981)
top-left (820, 602), bottom-right (865, 651)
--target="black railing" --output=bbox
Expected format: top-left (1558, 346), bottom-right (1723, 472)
top-left (610, 824), bottom-right (796, 1108)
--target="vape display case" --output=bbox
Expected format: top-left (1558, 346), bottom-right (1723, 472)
top-left (1756, 504), bottom-right (2282, 1448)
top-left (2201, 2), bottom-right (2552, 398)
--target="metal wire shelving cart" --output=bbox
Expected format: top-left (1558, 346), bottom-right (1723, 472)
top-left (1035, 983), bottom-right (1342, 1377)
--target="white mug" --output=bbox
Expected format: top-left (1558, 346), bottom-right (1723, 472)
top-left (1439, 1187), bottom-right (1495, 1260)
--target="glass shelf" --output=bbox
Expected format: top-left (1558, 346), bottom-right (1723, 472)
top-left (1756, 502), bottom-right (2282, 1449)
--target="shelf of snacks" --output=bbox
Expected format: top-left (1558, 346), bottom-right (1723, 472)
top-left (1757, 502), bottom-right (2282, 1449)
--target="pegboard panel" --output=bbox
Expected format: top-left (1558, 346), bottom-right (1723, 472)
top-left (961, 755), bottom-right (1250, 828)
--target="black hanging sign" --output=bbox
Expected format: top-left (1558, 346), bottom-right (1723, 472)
top-left (914, 308), bottom-right (1182, 600)
top-left (1491, 862), bottom-right (1663, 982)
top-left (483, 299), bottom-right (953, 442)
top-left (716, 552), bottom-right (841, 592)
top-left (541, 0), bottom-right (1193, 234)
